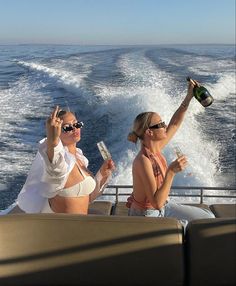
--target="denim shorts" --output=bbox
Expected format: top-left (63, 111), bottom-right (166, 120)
top-left (128, 201), bottom-right (215, 230)
top-left (128, 207), bottom-right (165, 217)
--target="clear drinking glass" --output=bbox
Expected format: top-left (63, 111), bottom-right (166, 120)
top-left (173, 146), bottom-right (192, 177)
top-left (97, 141), bottom-right (112, 161)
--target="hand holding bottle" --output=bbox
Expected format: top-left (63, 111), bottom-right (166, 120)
top-left (186, 77), bottom-right (214, 107)
top-left (186, 79), bottom-right (196, 99)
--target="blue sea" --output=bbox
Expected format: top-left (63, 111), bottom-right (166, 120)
top-left (0, 44), bottom-right (235, 209)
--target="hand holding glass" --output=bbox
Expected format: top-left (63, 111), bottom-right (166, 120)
top-left (173, 146), bottom-right (192, 177)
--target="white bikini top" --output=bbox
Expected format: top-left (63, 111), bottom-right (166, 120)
top-left (58, 163), bottom-right (96, 198)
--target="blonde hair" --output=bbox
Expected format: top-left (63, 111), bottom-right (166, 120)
top-left (127, 112), bottom-right (155, 143)
top-left (57, 110), bottom-right (75, 119)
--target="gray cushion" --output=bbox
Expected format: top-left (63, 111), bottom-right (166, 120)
top-left (210, 204), bottom-right (236, 218)
top-left (186, 218), bottom-right (236, 286)
top-left (113, 202), bottom-right (129, 216)
top-left (88, 200), bottom-right (113, 215)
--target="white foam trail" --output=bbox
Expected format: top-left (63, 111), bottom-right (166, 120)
top-left (96, 50), bottom-right (220, 188)
top-left (0, 77), bottom-right (52, 188)
top-left (158, 56), bottom-right (182, 67)
top-left (188, 57), bottom-right (235, 76)
top-left (16, 60), bottom-right (88, 88)
top-left (208, 72), bottom-right (236, 100)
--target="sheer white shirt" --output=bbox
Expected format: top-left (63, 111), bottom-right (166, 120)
top-left (17, 138), bottom-right (106, 213)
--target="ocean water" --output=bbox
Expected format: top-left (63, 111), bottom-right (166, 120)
top-left (0, 44), bottom-right (235, 209)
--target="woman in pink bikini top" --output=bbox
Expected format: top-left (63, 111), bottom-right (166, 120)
top-left (126, 81), bottom-right (195, 212)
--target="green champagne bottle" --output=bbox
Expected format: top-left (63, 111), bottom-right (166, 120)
top-left (186, 77), bottom-right (214, 107)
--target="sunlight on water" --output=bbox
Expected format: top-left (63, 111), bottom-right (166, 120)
top-left (0, 45), bottom-right (235, 209)
top-left (98, 50), bottom-right (224, 187)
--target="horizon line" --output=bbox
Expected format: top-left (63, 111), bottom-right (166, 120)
top-left (0, 42), bottom-right (235, 46)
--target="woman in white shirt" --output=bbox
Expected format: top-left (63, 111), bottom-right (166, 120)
top-left (17, 106), bottom-right (115, 214)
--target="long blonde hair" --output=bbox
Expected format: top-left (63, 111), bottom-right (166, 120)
top-left (127, 112), bottom-right (155, 143)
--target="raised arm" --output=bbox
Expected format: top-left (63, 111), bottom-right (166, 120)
top-left (46, 106), bottom-right (63, 162)
top-left (159, 81), bottom-right (195, 149)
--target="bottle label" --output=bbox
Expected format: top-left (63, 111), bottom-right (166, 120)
top-left (200, 97), bottom-right (214, 107)
top-left (187, 77), bottom-right (213, 107)
top-left (194, 87), bottom-right (213, 107)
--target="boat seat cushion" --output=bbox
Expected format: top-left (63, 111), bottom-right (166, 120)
top-left (0, 214), bottom-right (184, 286)
top-left (185, 218), bottom-right (236, 286)
top-left (88, 200), bottom-right (113, 215)
top-left (209, 204), bottom-right (236, 218)
top-left (113, 202), bottom-right (129, 215)
top-left (7, 201), bottom-right (113, 216)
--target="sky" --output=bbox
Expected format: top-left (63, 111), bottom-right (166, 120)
top-left (0, 0), bottom-right (235, 45)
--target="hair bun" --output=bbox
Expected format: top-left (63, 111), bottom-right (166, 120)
top-left (127, 131), bottom-right (138, 143)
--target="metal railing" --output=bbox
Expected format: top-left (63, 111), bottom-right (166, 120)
top-left (102, 185), bottom-right (236, 204)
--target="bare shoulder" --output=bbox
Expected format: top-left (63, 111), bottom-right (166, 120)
top-left (133, 153), bottom-right (152, 172)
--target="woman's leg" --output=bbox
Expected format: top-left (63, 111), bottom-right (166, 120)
top-left (164, 201), bottom-right (215, 231)
top-left (164, 201), bottom-right (215, 221)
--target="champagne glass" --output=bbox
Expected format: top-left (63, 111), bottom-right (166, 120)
top-left (97, 141), bottom-right (112, 161)
top-left (173, 146), bottom-right (192, 177)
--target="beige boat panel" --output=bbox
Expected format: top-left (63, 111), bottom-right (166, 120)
top-left (0, 215), bottom-right (184, 286)
top-left (186, 218), bottom-right (236, 286)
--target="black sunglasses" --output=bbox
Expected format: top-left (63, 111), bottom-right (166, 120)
top-left (62, 121), bottom-right (84, 133)
top-left (149, 121), bottom-right (166, 129)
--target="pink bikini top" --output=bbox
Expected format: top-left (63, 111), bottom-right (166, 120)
top-left (126, 146), bottom-right (168, 209)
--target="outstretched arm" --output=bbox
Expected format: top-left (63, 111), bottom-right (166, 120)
top-left (159, 82), bottom-right (195, 149)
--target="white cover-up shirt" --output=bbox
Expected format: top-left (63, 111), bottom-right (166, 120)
top-left (17, 138), bottom-right (105, 213)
